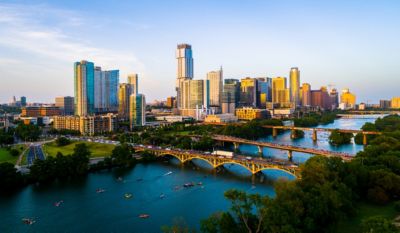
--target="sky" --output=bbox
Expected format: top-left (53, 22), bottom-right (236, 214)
top-left (0, 0), bottom-right (399, 104)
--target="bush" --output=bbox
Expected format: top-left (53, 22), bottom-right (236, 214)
top-left (56, 137), bottom-right (71, 147)
top-left (9, 148), bottom-right (19, 157)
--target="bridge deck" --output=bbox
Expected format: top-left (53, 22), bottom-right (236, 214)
top-left (262, 125), bottom-right (381, 135)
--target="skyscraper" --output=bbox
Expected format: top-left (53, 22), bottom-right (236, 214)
top-left (272, 77), bottom-right (289, 105)
top-left (118, 83), bottom-right (132, 120)
top-left (94, 67), bottom-right (119, 113)
top-left (256, 77), bottom-right (271, 108)
top-left (222, 79), bottom-right (240, 114)
top-left (289, 67), bottom-right (300, 106)
top-left (340, 88), bottom-right (356, 108)
top-left (74, 60), bottom-right (95, 116)
top-left (128, 73), bottom-right (138, 95)
top-left (176, 44), bottom-right (193, 110)
top-left (239, 77), bottom-right (257, 107)
top-left (206, 67), bottom-right (223, 107)
top-left (130, 94), bottom-right (146, 128)
top-left (94, 66), bottom-right (105, 112)
top-left (302, 83), bottom-right (311, 106)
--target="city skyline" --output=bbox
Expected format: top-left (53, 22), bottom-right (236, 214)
top-left (1, 0), bottom-right (400, 103)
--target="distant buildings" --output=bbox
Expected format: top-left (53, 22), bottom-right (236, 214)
top-left (118, 83), bottom-right (133, 120)
top-left (94, 67), bottom-right (119, 113)
top-left (301, 83), bottom-right (311, 106)
top-left (53, 114), bottom-right (117, 136)
top-left (391, 97), bottom-right (400, 109)
top-left (204, 113), bottom-right (238, 123)
top-left (380, 99), bottom-right (391, 109)
top-left (222, 79), bottom-right (240, 114)
top-left (166, 96), bottom-right (176, 108)
top-left (206, 67), bottom-right (223, 108)
top-left (20, 96), bottom-right (26, 107)
top-left (21, 106), bottom-right (61, 117)
top-left (340, 88), bottom-right (356, 109)
top-left (55, 96), bottom-right (74, 115)
top-left (235, 107), bottom-right (268, 120)
top-left (240, 77), bottom-right (257, 107)
top-left (272, 77), bottom-right (289, 106)
top-left (128, 73), bottom-right (139, 95)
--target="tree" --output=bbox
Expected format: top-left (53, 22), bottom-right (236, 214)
top-left (329, 129), bottom-right (353, 145)
top-left (361, 216), bottom-right (399, 233)
top-left (56, 137), bottom-right (71, 146)
top-left (15, 123), bottom-right (41, 141)
top-left (0, 162), bottom-right (24, 192)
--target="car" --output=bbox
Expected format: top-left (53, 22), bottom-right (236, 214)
top-left (246, 157), bottom-right (252, 160)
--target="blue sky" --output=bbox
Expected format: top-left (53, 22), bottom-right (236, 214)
top-left (0, 0), bottom-right (399, 103)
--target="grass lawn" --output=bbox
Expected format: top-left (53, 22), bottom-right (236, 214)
top-left (43, 141), bottom-right (116, 158)
top-left (0, 145), bottom-right (27, 164)
top-left (336, 201), bottom-right (399, 233)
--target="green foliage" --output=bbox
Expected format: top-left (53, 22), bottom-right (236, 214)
top-left (9, 148), bottom-right (19, 157)
top-left (0, 129), bottom-right (14, 145)
top-left (110, 144), bottom-right (136, 167)
top-left (0, 162), bottom-right (24, 193)
top-left (294, 112), bottom-right (336, 127)
top-left (15, 123), bottom-right (41, 141)
top-left (360, 216), bottom-right (399, 233)
top-left (329, 129), bottom-right (353, 145)
top-left (161, 217), bottom-right (197, 233)
top-left (291, 129), bottom-right (304, 139)
top-left (48, 128), bottom-right (80, 136)
top-left (56, 137), bottom-right (71, 147)
top-left (29, 143), bottom-right (91, 183)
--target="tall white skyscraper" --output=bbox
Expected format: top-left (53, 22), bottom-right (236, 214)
top-left (206, 67), bottom-right (223, 107)
top-left (176, 44), bottom-right (193, 110)
top-left (289, 67), bottom-right (300, 106)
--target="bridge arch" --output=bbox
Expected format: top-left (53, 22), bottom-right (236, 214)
top-left (157, 152), bottom-right (184, 163)
top-left (254, 167), bottom-right (298, 179)
top-left (182, 156), bottom-right (214, 168)
top-left (214, 161), bottom-right (253, 174)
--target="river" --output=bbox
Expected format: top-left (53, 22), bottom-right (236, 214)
top-left (0, 116), bottom-right (379, 233)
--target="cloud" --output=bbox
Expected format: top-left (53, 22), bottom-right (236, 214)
top-left (0, 3), bottom-right (146, 102)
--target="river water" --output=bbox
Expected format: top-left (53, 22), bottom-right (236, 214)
top-left (0, 117), bottom-right (379, 233)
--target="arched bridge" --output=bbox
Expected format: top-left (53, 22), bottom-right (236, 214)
top-left (211, 135), bottom-right (354, 161)
top-left (133, 146), bottom-right (301, 178)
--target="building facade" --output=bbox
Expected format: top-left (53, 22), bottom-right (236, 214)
top-left (239, 77), bottom-right (257, 107)
top-left (176, 44), bottom-right (193, 110)
top-left (128, 73), bottom-right (139, 95)
top-left (235, 107), bottom-right (267, 120)
top-left (222, 79), bottom-right (240, 114)
top-left (301, 83), bottom-right (311, 106)
top-left (272, 77), bottom-right (289, 105)
top-left (53, 114), bottom-right (117, 136)
top-left (206, 67), bottom-right (223, 108)
top-left (130, 94), bottom-right (146, 128)
top-left (74, 60), bottom-right (95, 116)
top-left (340, 88), bottom-right (356, 108)
top-left (118, 83), bottom-right (132, 120)
top-left (21, 106), bottom-right (61, 117)
top-left (55, 96), bottom-right (74, 115)
top-left (391, 97), bottom-right (400, 109)
top-left (289, 67), bottom-right (300, 106)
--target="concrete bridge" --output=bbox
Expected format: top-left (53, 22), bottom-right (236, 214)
top-left (262, 125), bottom-right (381, 145)
top-left (210, 135), bottom-right (354, 161)
top-left (133, 146), bottom-right (301, 178)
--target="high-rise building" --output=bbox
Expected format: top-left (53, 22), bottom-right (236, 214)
top-left (94, 66), bottom-right (119, 113)
top-left (222, 79), bottom-right (240, 114)
top-left (272, 77), bottom-right (289, 105)
top-left (128, 73), bottom-right (139, 95)
top-left (118, 83), bottom-right (133, 120)
top-left (206, 67), bottom-right (223, 107)
top-left (256, 77), bottom-right (271, 108)
top-left (130, 94), bottom-right (146, 128)
top-left (302, 83), bottom-right (311, 106)
top-left (329, 88), bottom-right (339, 110)
top-left (340, 88), bottom-right (356, 108)
top-left (74, 60), bottom-right (95, 116)
top-left (176, 44), bottom-right (193, 110)
top-left (55, 96), bottom-right (74, 115)
top-left (239, 77), bottom-right (257, 107)
top-left (289, 67), bottom-right (300, 106)
top-left (20, 96), bottom-right (27, 107)
top-left (391, 97), bottom-right (400, 109)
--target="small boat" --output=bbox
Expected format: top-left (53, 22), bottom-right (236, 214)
top-left (183, 182), bottom-right (195, 188)
top-left (251, 185), bottom-right (256, 190)
top-left (124, 193), bottom-right (133, 199)
top-left (173, 185), bottom-right (181, 191)
top-left (160, 193), bottom-right (165, 199)
top-left (22, 218), bottom-right (36, 225)
top-left (138, 214), bottom-right (150, 219)
top-left (96, 188), bottom-right (106, 193)
top-left (197, 182), bottom-right (203, 186)
top-left (54, 200), bottom-right (64, 207)
top-left (117, 177), bottom-right (123, 182)
top-left (163, 171), bottom-right (173, 176)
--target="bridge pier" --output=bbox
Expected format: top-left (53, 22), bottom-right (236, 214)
top-left (288, 150), bottom-right (293, 162)
top-left (312, 129), bottom-right (317, 142)
top-left (257, 146), bottom-right (263, 156)
top-left (272, 128), bottom-right (278, 138)
top-left (233, 142), bottom-right (240, 152)
top-left (363, 133), bottom-right (367, 145)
